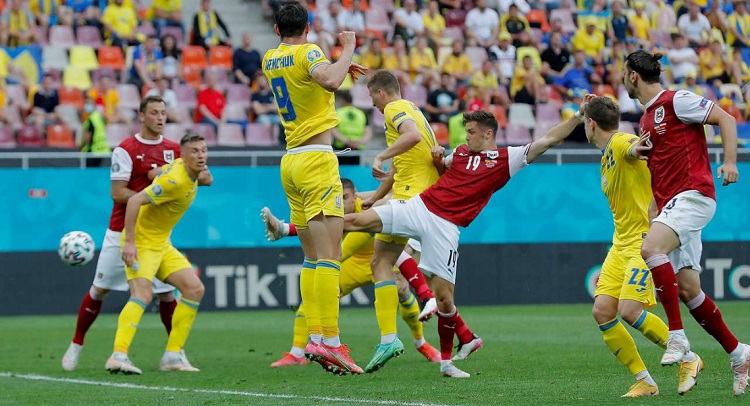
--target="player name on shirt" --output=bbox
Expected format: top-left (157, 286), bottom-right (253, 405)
top-left (264, 55), bottom-right (295, 71)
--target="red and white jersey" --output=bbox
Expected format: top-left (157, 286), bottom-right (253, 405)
top-left (639, 89), bottom-right (715, 210)
top-left (108, 134), bottom-right (181, 231)
top-left (421, 144), bottom-right (529, 227)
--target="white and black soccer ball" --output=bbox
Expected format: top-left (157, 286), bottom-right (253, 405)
top-left (58, 231), bottom-right (96, 266)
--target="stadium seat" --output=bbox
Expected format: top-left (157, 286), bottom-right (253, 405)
top-left (97, 46), bottom-right (126, 70)
top-left (42, 46), bottom-right (69, 72)
top-left (509, 103), bottom-right (536, 128)
top-left (69, 45), bottom-right (99, 70)
top-left (192, 123), bottom-right (218, 146)
top-left (592, 84), bottom-right (616, 98)
top-left (0, 125), bottom-right (16, 148)
top-left (648, 30), bottom-right (673, 48)
top-left (526, 9), bottom-right (551, 32)
top-left (4, 106), bottom-right (22, 130)
top-left (58, 86), bottom-right (85, 109)
top-left (444, 9), bottom-right (467, 29)
top-left (543, 85), bottom-right (564, 104)
top-left (363, 29), bottom-right (386, 45)
top-left (34, 26), bottom-right (48, 46)
top-left (516, 47), bottom-right (542, 68)
top-left (430, 122), bottom-right (449, 145)
top-left (504, 123), bottom-right (532, 145)
top-left (489, 104), bottom-right (508, 128)
top-left (161, 26), bottom-right (186, 48)
top-left (550, 9), bottom-right (577, 33)
top-left (209, 46), bottom-right (233, 70)
top-left (172, 105), bottom-right (192, 124)
top-left (442, 27), bottom-right (464, 43)
top-left (49, 25), bottom-right (76, 49)
top-left (217, 123), bottom-right (245, 146)
top-left (116, 84), bottom-right (141, 111)
top-left (365, 9), bottom-right (391, 33)
top-left (465, 46), bottom-right (488, 70)
top-left (536, 103), bottom-right (561, 122)
top-left (720, 84), bottom-right (745, 104)
top-left (495, 127), bottom-right (506, 144)
top-left (223, 104), bottom-right (248, 122)
top-left (618, 121), bottom-right (636, 134)
top-left (350, 84), bottom-right (373, 110)
top-left (369, 0), bottom-right (395, 11)
top-left (245, 123), bottom-right (277, 147)
top-left (180, 65), bottom-right (203, 89)
top-left (56, 105), bottom-right (83, 131)
top-left (46, 124), bottom-right (76, 148)
top-left (532, 120), bottom-right (556, 141)
top-left (6, 84), bottom-right (29, 110)
top-left (76, 26), bottom-right (103, 49)
top-left (173, 84), bottom-right (197, 109)
top-left (106, 124), bottom-right (132, 148)
top-left (91, 67), bottom-right (117, 84)
top-left (163, 123), bottom-right (186, 143)
top-left (226, 84), bottom-right (251, 109)
top-left (181, 46), bottom-right (207, 69)
top-left (529, 28), bottom-right (545, 47)
top-left (402, 84), bottom-right (427, 108)
top-left (62, 67), bottom-right (93, 90)
top-left (17, 125), bottom-right (45, 147)
top-left (135, 24), bottom-right (156, 38)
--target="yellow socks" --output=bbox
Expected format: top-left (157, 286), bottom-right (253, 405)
top-left (399, 292), bottom-right (423, 341)
top-left (315, 259), bottom-right (341, 340)
top-left (113, 298), bottom-right (147, 353)
top-left (600, 318), bottom-right (647, 376)
top-left (292, 305), bottom-right (309, 350)
top-left (165, 298), bottom-right (200, 352)
top-left (374, 280), bottom-right (399, 340)
top-left (300, 259), bottom-right (321, 340)
top-left (631, 310), bottom-right (669, 349)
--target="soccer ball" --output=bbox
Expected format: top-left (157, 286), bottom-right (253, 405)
top-left (58, 231), bottom-right (96, 266)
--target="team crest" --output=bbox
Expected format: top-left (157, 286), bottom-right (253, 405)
top-left (307, 49), bottom-right (322, 62)
top-left (486, 150), bottom-right (499, 159)
top-left (151, 185), bottom-right (163, 196)
top-left (335, 195), bottom-right (342, 209)
top-left (654, 106), bottom-right (664, 124)
top-left (164, 150), bottom-right (175, 163)
top-left (485, 158), bottom-right (496, 168)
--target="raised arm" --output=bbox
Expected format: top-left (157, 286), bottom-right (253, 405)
top-left (311, 32), bottom-right (366, 92)
top-left (526, 114), bottom-right (582, 163)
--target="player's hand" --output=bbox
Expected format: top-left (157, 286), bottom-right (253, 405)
top-left (122, 241), bottom-right (138, 268)
top-left (339, 31), bottom-right (357, 48)
top-left (349, 62), bottom-right (368, 81)
top-left (579, 93), bottom-right (596, 112)
top-left (717, 162), bottom-right (739, 186)
top-left (431, 145), bottom-right (446, 162)
top-left (361, 197), bottom-right (376, 210)
top-left (372, 155), bottom-right (388, 180)
top-left (631, 132), bottom-right (652, 160)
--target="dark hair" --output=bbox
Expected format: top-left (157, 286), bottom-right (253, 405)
top-left (462, 110), bottom-right (498, 137)
top-left (180, 131), bottom-right (205, 146)
top-left (366, 70), bottom-right (401, 96)
top-left (160, 34), bottom-right (180, 58)
top-left (274, 3), bottom-right (308, 38)
top-left (338, 91), bottom-right (353, 104)
top-left (583, 96), bottom-right (620, 131)
top-left (625, 50), bottom-right (662, 84)
top-left (139, 95), bottom-right (166, 113)
top-left (341, 178), bottom-right (355, 191)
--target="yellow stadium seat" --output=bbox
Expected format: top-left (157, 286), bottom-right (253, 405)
top-left (69, 45), bottom-right (99, 71)
top-left (62, 66), bottom-right (93, 90)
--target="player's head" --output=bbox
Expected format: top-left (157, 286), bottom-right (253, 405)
top-left (337, 91), bottom-right (353, 106)
top-left (341, 178), bottom-right (357, 214)
top-left (180, 131), bottom-right (208, 173)
top-left (462, 110), bottom-right (498, 152)
top-left (582, 96), bottom-right (620, 144)
top-left (274, 3), bottom-right (309, 40)
top-left (624, 50), bottom-right (662, 99)
top-left (138, 95), bottom-right (167, 137)
top-left (367, 70), bottom-right (401, 113)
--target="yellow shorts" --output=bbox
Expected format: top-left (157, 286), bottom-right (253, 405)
top-left (280, 149), bottom-right (343, 228)
top-left (340, 254), bottom-right (374, 297)
top-left (125, 244), bottom-right (192, 283)
top-left (595, 245), bottom-right (656, 307)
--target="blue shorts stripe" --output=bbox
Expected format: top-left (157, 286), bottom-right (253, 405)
top-left (631, 311), bottom-right (648, 329)
top-left (374, 280), bottom-right (397, 289)
top-left (599, 318), bottom-right (620, 332)
top-left (128, 297), bottom-right (147, 309)
top-left (302, 258), bottom-right (317, 269)
top-left (317, 260), bottom-right (340, 270)
top-left (320, 185), bottom-right (334, 201)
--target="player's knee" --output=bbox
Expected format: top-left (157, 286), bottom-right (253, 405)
top-left (396, 282), bottom-right (411, 300)
top-left (90, 286), bottom-right (110, 300)
top-left (133, 290), bottom-right (153, 305)
top-left (591, 303), bottom-right (616, 324)
top-left (183, 281), bottom-right (205, 301)
top-left (435, 292), bottom-right (454, 314)
top-left (678, 281), bottom-right (700, 303)
top-left (617, 302), bottom-right (643, 325)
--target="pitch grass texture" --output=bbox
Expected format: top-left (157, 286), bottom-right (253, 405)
top-left (1, 303), bottom-right (748, 405)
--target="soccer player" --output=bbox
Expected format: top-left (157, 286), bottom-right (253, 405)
top-left (106, 132), bottom-right (209, 374)
top-left (577, 95), bottom-right (671, 397)
top-left (360, 70), bottom-right (442, 373)
top-left (62, 96), bottom-right (212, 372)
top-left (625, 50), bottom-right (749, 395)
top-left (262, 179), bottom-right (440, 369)
top-left (343, 110), bottom-right (575, 378)
top-left (262, 3), bottom-right (366, 374)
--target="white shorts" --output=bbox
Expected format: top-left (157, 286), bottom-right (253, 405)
top-left (373, 196), bottom-right (460, 284)
top-left (653, 190), bottom-right (716, 273)
top-left (407, 239), bottom-right (421, 253)
top-left (92, 229), bottom-right (176, 294)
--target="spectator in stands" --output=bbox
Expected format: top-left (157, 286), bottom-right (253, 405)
top-left (67, 0), bottom-right (96, 15)
top-left (731, 47), bottom-right (750, 85)
top-left (409, 36), bottom-right (439, 84)
top-left (337, 0), bottom-right (366, 38)
top-left (251, 74), bottom-right (280, 126)
top-left (471, 60), bottom-right (505, 106)
top-left (0, 0), bottom-right (37, 47)
top-left (384, 37), bottom-right (412, 85)
top-left (465, 0), bottom-right (499, 49)
top-left (160, 33), bottom-right (181, 83)
top-left (511, 55), bottom-right (544, 105)
top-left (608, 1), bottom-right (633, 43)
top-left (706, 0), bottom-right (728, 34)
top-left (317, 1), bottom-right (341, 34)
top-left (728, 0), bottom-right (750, 49)
top-left (629, 2), bottom-right (651, 45)
top-left (560, 88), bottom-right (587, 143)
top-left (74, 4), bottom-right (104, 34)
top-left (307, 17), bottom-right (335, 58)
top-left (195, 70), bottom-right (225, 131)
top-left (447, 100), bottom-right (467, 149)
top-left (191, 0), bottom-right (232, 49)
top-left (233, 32), bottom-right (262, 87)
top-left (80, 95), bottom-right (110, 154)
top-left (423, 0), bottom-right (445, 50)
top-left (491, 31), bottom-right (515, 84)
top-left (555, 49), bottom-right (597, 94)
top-left (146, 77), bottom-right (182, 123)
top-left (668, 33), bottom-right (700, 83)
top-left (541, 31), bottom-right (570, 82)
top-left (426, 73), bottom-right (459, 124)
top-left (102, 0), bottom-right (139, 47)
top-left (669, 69), bottom-right (703, 95)
top-left (332, 92), bottom-right (370, 152)
top-left (617, 84), bottom-right (645, 124)
top-left (497, 0), bottom-right (530, 14)
top-left (700, 34), bottom-right (731, 85)
top-left (500, 4), bottom-right (532, 48)
top-left (441, 40), bottom-right (473, 84)
top-left (678, 1), bottom-right (711, 48)
top-left (29, 0), bottom-right (61, 32)
top-left (542, 18), bottom-right (571, 48)
top-left (393, 0), bottom-right (424, 45)
top-left (28, 73), bottom-right (60, 130)
top-left (571, 19), bottom-right (604, 65)
top-left (88, 75), bottom-right (129, 124)
top-left (151, 0), bottom-right (183, 37)
top-left (464, 85), bottom-right (486, 112)
top-left (360, 37), bottom-right (388, 71)
top-left (0, 81), bottom-right (9, 126)
top-left (437, 0), bottom-right (461, 14)
top-left (603, 40), bottom-right (626, 89)
top-left (129, 35), bottom-right (163, 92)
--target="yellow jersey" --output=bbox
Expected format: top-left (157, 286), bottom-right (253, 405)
top-left (101, 3), bottom-right (138, 37)
top-left (136, 158), bottom-right (199, 248)
top-left (342, 198), bottom-right (375, 262)
top-left (383, 99), bottom-right (440, 199)
top-left (600, 132), bottom-right (652, 249)
top-left (262, 43), bottom-right (340, 149)
top-left (441, 54), bottom-right (472, 76)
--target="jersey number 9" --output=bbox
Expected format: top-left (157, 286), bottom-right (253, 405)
top-left (271, 77), bottom-right (297, 121)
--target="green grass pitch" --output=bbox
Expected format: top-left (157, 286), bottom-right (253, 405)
top-left (1, 303), bottom-right (748, 405)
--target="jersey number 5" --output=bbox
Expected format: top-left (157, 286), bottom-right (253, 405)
top-left (270, 77), bottom-right (297, 121)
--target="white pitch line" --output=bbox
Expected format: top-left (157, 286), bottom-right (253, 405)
top-left (0, 372), bottom-right (460, 406)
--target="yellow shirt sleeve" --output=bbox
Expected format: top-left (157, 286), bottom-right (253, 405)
top-left (385, 102), bottom-right (414, 134)
top-left (144, 173), bottom-right (183, 205)
top-left (612, 133), bottom-right (640, 161)
top-left (299, 44), bottom-right (330, 74)
top-left (341, 232), bottom-right (373, 262)
top-left (101, 7), bottom-right (115, 27)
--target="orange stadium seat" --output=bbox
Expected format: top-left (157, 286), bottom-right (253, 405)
top-left (46, 124), bottom-right (76, 148)
top-left (489, 104), bottom-right (508, 128)
top-left (58, 86), bottom-right (85, 109)
top-left (209, 46), bottom-right (233, 70)
top-left (180, 65), bottom-right (203, 89)
top-left (182, 46), bottom-right (208, 69)
top-left (526, 9), bottom-right (551, 32)
top-left (430, 122), bottom-right (449, 145)
top-left (98, 46), bottom-right (126, 70)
